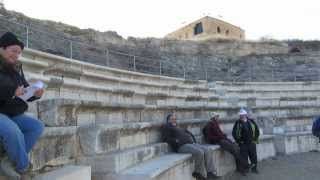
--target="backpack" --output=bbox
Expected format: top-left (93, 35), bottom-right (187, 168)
top-left (312, 117), bottom-right (320, 137)
top-left (202, 123), bottom-right (210, 143)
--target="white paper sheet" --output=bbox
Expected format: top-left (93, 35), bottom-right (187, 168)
top-left (18, 81), bottom-right (45, 101)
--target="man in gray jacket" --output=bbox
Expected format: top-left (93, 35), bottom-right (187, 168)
top-left (162, 113), bottom-right (216, 180)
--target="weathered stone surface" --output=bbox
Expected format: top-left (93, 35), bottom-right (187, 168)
top-left (77, 143), bottom-right (168, 174)
top-left (107, 154), bottom-right (194, 180)
top-left (30, 127), bottom-right (78, 170)
top-left (33, 165), bottom-right (91, 180)
top-left (274, 132), bottom-right (320, 155)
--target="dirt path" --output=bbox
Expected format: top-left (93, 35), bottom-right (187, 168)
top-left (226, 151), bottom-right (320, 180)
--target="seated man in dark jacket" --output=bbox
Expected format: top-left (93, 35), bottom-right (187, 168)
top-left (203, 112), bottom-right (249, 175)
top-left (162, 113), bottom-right (216, 180)
top-left (232, 108), bottom-right (260, 174)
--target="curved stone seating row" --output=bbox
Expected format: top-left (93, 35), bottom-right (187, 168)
top-left (21, 50), bottom-right (320, 108)
top-left (213, 81), bottom-right (320, 91)
top-left (102, 154), bottom-right (194, 180)
top-left (36, 98), bottom-right (319, 137)
top-left (25, 72), bottom-right (320, 110)
top-left (17, 48), bottom-right (320, 180)
top-left (21, 49), bottom-right (208, 91)
top-left (0, 165), bottom-right (91, 180)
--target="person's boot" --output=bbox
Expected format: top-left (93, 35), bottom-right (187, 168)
top-left (207, 172), bottom-right (218, 179)
top-left (0, 156), bottom-right (21, 180)
top-left (251, 164), bottom-right (259, 174)
top-left (192, 172), bottom-right (206, 180)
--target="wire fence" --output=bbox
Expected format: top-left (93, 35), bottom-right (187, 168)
top-left (0, 16), bottom-right (320, 82)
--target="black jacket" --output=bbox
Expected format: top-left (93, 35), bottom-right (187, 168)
top-left (161, 123), bottom-right (196, 152)
top-left (232, 118), bottom-right (260, 144)
top-left (0, 55), bottom-right (37, 117)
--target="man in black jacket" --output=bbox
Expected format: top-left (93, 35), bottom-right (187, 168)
top-left (232, 108), bottom-right (260, 174)
top-left (162, 113), bottom-right (216, 180)
top-left (0, 32), bottom-right (45, 179)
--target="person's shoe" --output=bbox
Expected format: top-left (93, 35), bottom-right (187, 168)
top-left (236, 168), bottom-right (247, 176)
top-left (0, 156), bottom-right (21, 180)
top-left (20, 173), bottom-right (32, 180)
top-left (207, 172), bottom-right (218, 179)
top-left (251, 167), bottom-right (259, 174)
top-left (192, 172), bottom-right (206, 180)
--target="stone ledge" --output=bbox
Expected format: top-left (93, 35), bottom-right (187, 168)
top-left (113, 154), bottom-right (194, 180)
top-left (30, 127), bottom-right (79, 170)
top-left (77, 143), bottom-right (168, 174)
top-left (33, 165), bottom-right (91, 180)
top-left (274, 131), bottom-right (319, 155)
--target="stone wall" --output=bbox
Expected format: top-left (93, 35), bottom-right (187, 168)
top-left (15, 48), bottom-right (320, 180)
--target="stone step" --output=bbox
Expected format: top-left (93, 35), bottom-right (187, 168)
top-left (214, 81), bottom-right (320, 91)
top-left (30, 126), bottom-right (79, 170)
top-left (0, 166), bottom-right (90, 180)
top-left (77, 143), bottom-right (168, 175)
top-left (33, 165), bottom-right (91, 180)
top-left (26, 72), bottom-right (208, 102)
top-left (105, 154), bottom-right (194, 180)
top-left (38, 98), bottom-right (320, 127)
top-left (221, 89), bottom-right (320, 99)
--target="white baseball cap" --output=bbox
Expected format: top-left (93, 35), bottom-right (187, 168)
top-left (239, 108), bottom-right (248, 115)
top-left (209, 112), bottom-right (219, 118)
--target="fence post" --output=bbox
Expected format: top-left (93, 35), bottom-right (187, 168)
top-left (26, 26), bottom-right (29, 48)
top-left (106, 49), bottom-right (110, 66)
top-left (70, 41), bottom-right (73, 59)
top-left (133, 55), bottom-right (136, 71)
top-left (159, 60), bottom-right (162, 75)
top-left (183, 65), bottom-right (186, 79)
top-left (205, 66), bottom-right (208, 81)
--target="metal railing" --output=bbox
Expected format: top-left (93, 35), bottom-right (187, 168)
top-left (0, 16), bottom-right (319, 82)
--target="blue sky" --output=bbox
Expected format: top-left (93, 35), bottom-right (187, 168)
top-left (4, 0), bottom-right (320, 40)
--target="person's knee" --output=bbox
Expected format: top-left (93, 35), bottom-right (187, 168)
top-left (194, 149), bottom-right (205, 159)
top-left (35, 120), bottom-right (45, 136)
top-left (2, 126), bottom-right (24, 143)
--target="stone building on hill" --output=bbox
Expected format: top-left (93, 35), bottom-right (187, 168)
top-left (165, 16), bottom-right (245, 41)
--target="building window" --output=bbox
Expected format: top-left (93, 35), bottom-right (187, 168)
top-left (226, 30), bottom-right (229, 36)
top-left (194, 22), bottom-right (203, 35)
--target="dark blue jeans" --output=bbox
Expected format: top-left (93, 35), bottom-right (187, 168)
top-left (0, 113), bottom-right (44, 172)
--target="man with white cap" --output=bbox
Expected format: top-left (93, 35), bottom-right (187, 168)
top-left (232, 108), bottom-right (260, 174)
top-left (203, 112), bottom-right (249, 175)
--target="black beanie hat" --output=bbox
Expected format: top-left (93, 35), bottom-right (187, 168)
top-left (0, 32), bottom-right (24, 50)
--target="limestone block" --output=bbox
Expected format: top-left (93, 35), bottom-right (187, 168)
top-left (33, 165), bottom-right (91, 180)
top-left (77, 143), bottom-right (168, 174)
top-left (38, 99), bottom-right (80, 126)
top-left (30, 127), bottom-right (78, 170)
top-left (257, 135), bottom-right (276, 160)
top-left (206, 145), bottom-right (236, 177)
top-left (119, 131), bottom-right (148, 150)
top-left (107, 154), bottom-right (194, 180)
top-left (46, 77), bottom-right (64, 89)
top-left (78, 126), bottom-right (120, 155)
top-left (226, 97), bottom-right (239, 106)
top-left (77, 113), bottom-right (96, 126)
top-left (274, 132), bottom-right (320, 155)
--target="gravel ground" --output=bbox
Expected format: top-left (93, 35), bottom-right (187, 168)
top-left (225, 151), bottom-right (320, 180)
